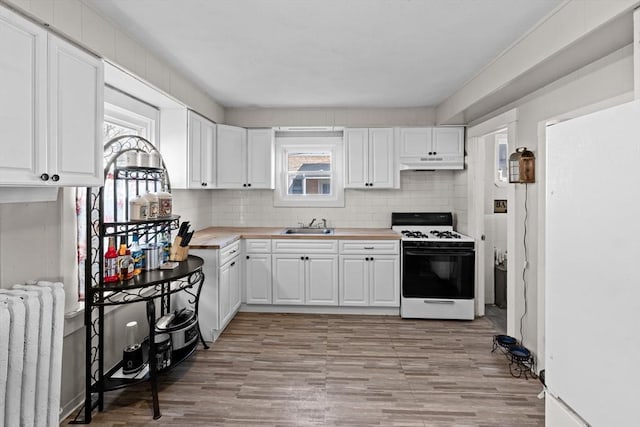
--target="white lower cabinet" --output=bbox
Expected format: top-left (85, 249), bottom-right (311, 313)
top-left (339, 240), bottom-right (400, 307)
top-left (245, 253), bottom-right (273, 304)
top-left (306, 255), bottom-right (339, 305)
top-left (272, 254), bottom-right (306, 304)
top-left (191, 242), bottom-right (241, 341)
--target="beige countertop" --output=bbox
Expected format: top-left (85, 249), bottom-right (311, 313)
top-left (190, 226), bottom-right (401, 249)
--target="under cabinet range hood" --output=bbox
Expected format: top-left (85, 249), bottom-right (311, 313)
top-left (398, 156), bottom-right (464, 171)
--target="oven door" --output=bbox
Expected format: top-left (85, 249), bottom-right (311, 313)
top-left (402, 247), bottom-right (475, 299)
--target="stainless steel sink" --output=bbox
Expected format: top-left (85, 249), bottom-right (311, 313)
top-left (282, 228), bottom-right (334, 235)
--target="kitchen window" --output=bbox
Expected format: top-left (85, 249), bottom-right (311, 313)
top-left (274, 134), bottom-right (344, 207)
top-left (74, 88), bottom-right (159, 301)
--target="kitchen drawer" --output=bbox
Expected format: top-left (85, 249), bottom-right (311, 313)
top-left (339, 240), bottom-right (399, 254)
top-left (244, 239), bottom-right (272, 253)
top-left (220, 240), bottom-right (241, 265)
top-left (272, 239), bottom-right (338, 254)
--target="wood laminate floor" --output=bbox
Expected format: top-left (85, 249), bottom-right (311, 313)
top-left (65, 313), bottom-right (544, 426)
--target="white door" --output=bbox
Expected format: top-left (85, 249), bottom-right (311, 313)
top-left (246, 128), bottom-right (273, 189)
top-left (272, 254), bottom-right (305, 304)
top-left (398, 127), bottom-right (431, 157)
top-left (305, 255), bottom-right (338, 306)
top-left (229, 258), bottom-right (241, 314)
top-left (344, 128), bottom-right (368, 188)
top-left (339, 256), bottom-right (368, 306)
top-left (217, 124), bottom-right (246, 188)
top-left (370, 255), bottom-right (399, 306)
top-left (48, 34), bottom-right (103, 186)
top-left (189, 249), bottom-right (219, 341)
top-left (187, 112), bottom-right (216, 189)
top-left (432, 127), bottom-right (464, 156)
top-left (219, 261), bottom-right (231, 327)
top-left (245, 253), bottom-right (272, 304)
top-left (368, 128), bottom-right (395, 188)
top-left (0, 8), bottom-right (47, 185)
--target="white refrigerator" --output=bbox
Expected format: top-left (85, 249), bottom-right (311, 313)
top-left (545, 100), bottom-right (640, 426)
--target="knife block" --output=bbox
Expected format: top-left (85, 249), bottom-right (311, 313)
top-left (169, 236), bottom-right (189, 261)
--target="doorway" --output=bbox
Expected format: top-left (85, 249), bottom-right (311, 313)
top-left (482, 130), bottom-right (509, 333)
top-left (467, 110), bottom-right (516, 337)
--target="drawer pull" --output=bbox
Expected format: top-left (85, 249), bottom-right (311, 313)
top-left (364, 246), bottom-right (375, 250)
top-left (230, 261), bottom-right (236, 267)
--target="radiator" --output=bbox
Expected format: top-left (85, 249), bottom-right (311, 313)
top-left (0, 281), bottom-right (65, 427)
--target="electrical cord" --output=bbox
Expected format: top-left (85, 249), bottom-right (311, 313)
top-left (519, 183), bottom-right (529, 343)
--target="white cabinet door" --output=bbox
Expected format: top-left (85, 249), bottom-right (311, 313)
top-left (432, 127), bottom-right (464, 156)
top-left (190, 249), bottom-right (219, 342)
top-left (370, 255), bottom-right (399, 307)
top-left (229, 258), bottom-right (241, 315)
top-left (219, 260), bottom-right (231, 327)
top-left (305, 255), bottom-right (338, 306)
top-left (339, 256), bottom-right (368, 306)
top-left (398, 127), bottom-right (432, 158)
top-left (245, 253), bottom-right (272, 304)
top-left (246, 128), bottom-right (273, 189)
top-left (344, 128), bottom-right (368, 188)
top-left (272, 254), bottom-right (305, 304)
top-left (368, 128), bottom-right (395, 188)
top-left (187, 111), bottom-right (216, 189)
top-left (0, 8), bottom-right (47, 185)
top-left (217, 124), bottom-right (247, 188)
top-left (48, 35), bottom-right (103, 186)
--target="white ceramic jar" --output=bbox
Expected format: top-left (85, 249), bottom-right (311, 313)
top-left (129, 195), bottom-right (149, 221)
top-left (156, 192), bottom-right (172, 217)
top-left (142, 192), bottom-right (159, 219)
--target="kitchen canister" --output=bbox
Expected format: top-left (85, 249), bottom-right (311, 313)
top-left (137, 151), bottom-right (152, 168)
top-left (116, 150), bottom-right (141, 168)
top-left (129, 195), bottom-right (149, 221)
top-left (156, 192), bottom-right (172, 217)
top-left (143, 244), bottom-right (161, 271)
top-left (149, 151), bottom-right (162, 169)
top-left (142, 192), bottom-right (159, 219)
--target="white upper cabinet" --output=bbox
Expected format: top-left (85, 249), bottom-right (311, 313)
top-left (216, 124), bottom-right (246, 188)
top-left (246, 128), bottom-right (274, 189)
top-left (345, 128), bottom-right (396, 189)
top-left (398, 127), bottom-right (464, 170)
top-left (217, 126), bottom-right (273, 189)
top-left (0, 7), bottom-right (103, 187)
top-left (187, 111), bottom-right (216, 189)
top-left (48, 35), bottom-right (103, 186)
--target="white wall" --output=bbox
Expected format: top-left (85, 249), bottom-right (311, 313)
top-left (225, 107), bottom-right (435, 128)
top-left (209, 171), bottom-right (458, 228)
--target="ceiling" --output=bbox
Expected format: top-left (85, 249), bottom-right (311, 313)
top-left (85, 0), bottom-right (565, 109)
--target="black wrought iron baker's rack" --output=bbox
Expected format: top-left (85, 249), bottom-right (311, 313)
top-left (72, 136), bottom-right (208, 424)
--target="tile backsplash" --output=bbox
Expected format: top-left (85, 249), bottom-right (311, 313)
top-left (174, 170), bottom-right (466, 229)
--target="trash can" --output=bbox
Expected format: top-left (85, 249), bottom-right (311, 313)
top-left (494, 262), bottom-right (507, 308)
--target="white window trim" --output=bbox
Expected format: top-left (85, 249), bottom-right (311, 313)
top-left (273, 137), bottom-right (344, 207)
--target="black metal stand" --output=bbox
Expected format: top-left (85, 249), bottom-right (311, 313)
top-left (71, 136), bottom-right (208, 424)
top-left (491, 334), bottom-right (537, 379)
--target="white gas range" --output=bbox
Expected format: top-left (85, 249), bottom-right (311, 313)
top-left (392, 212), bottom-right (476, 320)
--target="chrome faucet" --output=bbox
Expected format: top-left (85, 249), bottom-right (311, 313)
top-left (308, 218), bottom-right (316, 228)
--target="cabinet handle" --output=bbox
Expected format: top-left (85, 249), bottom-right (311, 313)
top-left (370, 257), bottom-right (374, 261)
top-left (230, 250), bottom-right (237, 254)
top-left (40, 173), bottom-right (49, 181)
top-left (300, 256), bottom-right (304, 260)
top-left (369, 183), bottom-right (373, 187)
top-left (243, 183), bottom-right (247, 187)
top-left (201, 182), bottom-right (207, 187)
top-left (51, 174), bottom-right (60, 182)
top-left (230, 261), bottom-right (235, 267)
top-left (365, 257), bottom-right (369, 261)
top-left (364, 247), bottom-right (374, 250)
top-left (248, 183), bottom-right (251, 187)
top-left (305, 256), bottom-right (309, 260)
top-left (246, 255), bottom-right (250, 259)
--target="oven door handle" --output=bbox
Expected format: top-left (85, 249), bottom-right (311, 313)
top-left (404, 250), bottom-right (474, 256)
top-left (423, 300), bottom-right (455, 305)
